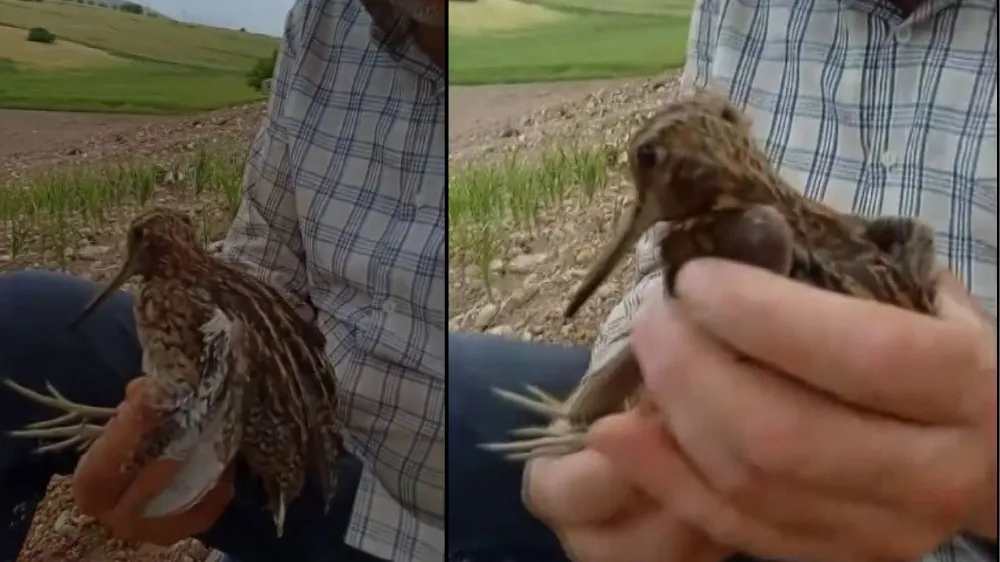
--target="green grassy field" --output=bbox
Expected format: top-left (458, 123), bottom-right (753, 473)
top-left (448, 0), bottom-right (692, 85)
top-left (0, 0), bottom-right (278, 113)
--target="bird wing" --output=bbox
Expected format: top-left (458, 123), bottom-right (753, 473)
top-left (142, 308), bottom-right (249, 518)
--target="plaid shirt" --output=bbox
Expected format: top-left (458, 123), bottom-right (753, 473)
top-left (221, 0), bottom-right (445, 560)
top-left (587, 0), bottom-right (997, 559)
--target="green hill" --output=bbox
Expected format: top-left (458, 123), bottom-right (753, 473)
top-left (0, 0), bottom-right (279, 113)
top-left (449, 0), bottom-right (692, 85)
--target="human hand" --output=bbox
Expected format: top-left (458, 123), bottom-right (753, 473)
top-left (71, 376), bottom-right (234, 546)
top-left (596, 259), bottom-right (996, 561)
top-left (522, 445), bottom-right (732, 561)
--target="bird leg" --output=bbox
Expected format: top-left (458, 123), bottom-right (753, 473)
top-left (3, 379), bottom-right (116, 454)
top-left (483, 206), bottom-right (797, 462)
top-left (479, 384), bottom-right (582, 461)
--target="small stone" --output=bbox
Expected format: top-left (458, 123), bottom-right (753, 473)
top-left (473, 304), bottom-right (498, 330)
top-left (596, 283), bottom-right (618, 299)
top-left (73, 244), bottom-right (110, 260)
top-left (507, 253), bottom-right (548, 274)
top-left (489, 258), bottom-right (503, 273)
top-left (487, 324), bottom-right (515, 336)
top-left (507, 285), bottom-right (539, 307)
top-left (53, 509), bottom-right (71, 532)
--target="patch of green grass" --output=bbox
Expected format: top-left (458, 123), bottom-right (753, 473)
top-left (0, 0), bottom-right (275, 69)
top-left (531, 0), bottom-right (693, 16)
top-left (0, 143), bottom-right (247, 271)
top-left (0, 0), bottom-right (277, 112)
top-left (449, 146), bottom-right (611, 289)
top-left (0, 61), bottom-right (261, 112)
top-left (449, 13), bottom-right (690, 85)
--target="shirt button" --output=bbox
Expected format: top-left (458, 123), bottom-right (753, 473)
top-left (383, 300), bottom-right (396, 314)
top-left (895, 26), bottom-right (912, 44)
top-left (881, 150), bottom-right (900, 169)
top-left (413, 190), bottom-right (426, 207)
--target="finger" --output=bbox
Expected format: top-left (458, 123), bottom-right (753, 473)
top-left (588, 411), bottom-right (846, 561)
top-left (105, 465), bottom-right (235, 545)
top-left (525, 448), bottom-right (638, 525)
top-left (591, 411), bottom-right (952, 561)
top-left (71, 396), bottom-right (153, 516)
top-left (560, 505), bottom-right (731, 562)
top-left (673, 259), bottom-right (984, 423)
top-left (631, 308), bottom-right (986, 521)
top-left (934, 270), bottom-right (993, 325)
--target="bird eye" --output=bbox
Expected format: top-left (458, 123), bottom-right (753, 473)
top-left (720, 106), bottom-right (740, 124)
top-left (634, 143), bottom-right (661, 169)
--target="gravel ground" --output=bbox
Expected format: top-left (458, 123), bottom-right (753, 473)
top-left (448, 71), bottom-right (683, 347)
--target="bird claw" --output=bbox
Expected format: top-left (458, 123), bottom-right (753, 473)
top-left (478, 385), bottom-right (588, 461)
top-left (3, 379), bottom-right (115, 454)
top-left (273, 493), bottom-right (287, 538)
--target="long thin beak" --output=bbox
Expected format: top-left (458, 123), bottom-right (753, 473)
top-left (71, 260), bottom-right (135, 329)
top-left (564, 197), bottom-right (660, 318)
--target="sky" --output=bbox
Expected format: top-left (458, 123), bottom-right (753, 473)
top-left (140, 0), bottom-right (295, 36)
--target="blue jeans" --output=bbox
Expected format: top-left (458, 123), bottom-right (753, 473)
top-left (447, 330), bottom-right (767, 562)
top-left (0, 270), bottom-right (385, 562)
top-left (448, 332), bottom-right (590, 561)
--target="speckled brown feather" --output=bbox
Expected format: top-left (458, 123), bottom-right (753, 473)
top-left (4, 207), bottom-right (343, 534)
top-left (482, 90), bottom-right (939, 460)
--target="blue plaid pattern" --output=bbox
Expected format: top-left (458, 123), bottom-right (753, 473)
top-left (220, 0), bottom-right (445, 560)
top-left (586, 0), bottom-right (997, 559)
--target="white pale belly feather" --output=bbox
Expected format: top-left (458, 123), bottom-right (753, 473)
top-left (141, 408), bottom-right (229, 517)
top-left (140, 308), bottom-right (244, 518)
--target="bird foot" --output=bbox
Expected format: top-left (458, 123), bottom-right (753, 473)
top-left (273, 494), bottom-right (287, 538)
top-left (478, 385), bottom-right (589, 461)
top-left (3, 379), bottom-right (115, 454)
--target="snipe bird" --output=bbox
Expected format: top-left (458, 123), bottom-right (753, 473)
top-left (4, 207), bottom-right (343, 535)
top-left (482, 89), bottom-right (939, 460)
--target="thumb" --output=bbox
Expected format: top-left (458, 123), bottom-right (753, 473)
top-left (934, 270), bottom-right (994, 329)
top-left (525, 448), bottom-right (638, 525)
top-left (587, 409), bottom-right (686, 503)
top-left (72, 376), bottom-right (159, 516)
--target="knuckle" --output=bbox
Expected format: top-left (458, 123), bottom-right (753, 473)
top-left (733, 403), bottom-right (803, 475)
top-left (872, 532), bottom-right (946, 562)
top-left (677, 499), bottom-right (744, 548)
top-left (919, 434), bottom-right (988, 526)
top-left (927, 470), bottom-right (981, 526)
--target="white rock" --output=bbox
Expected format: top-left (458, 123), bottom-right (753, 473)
top-left (73, 244), bottom-right (110, 260)
top-left (53, 509), bottom-right (71, 533)
top-left (507, 252), bottom-right (548, 274)
top-left (473, 303), bottom-right (498, 330)
top-left (487, 324), bottom-right (515, 336)
top-left (596, 283), bottom-right (618, 299)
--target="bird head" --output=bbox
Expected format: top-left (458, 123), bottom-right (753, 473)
top-left (73, 208), bottom-right (201, 327)
top-left (565, 90), bottom-right (767, 318)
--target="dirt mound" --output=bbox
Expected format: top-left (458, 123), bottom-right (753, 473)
top-left (2, 105), bottom-right (265, 562)
top-left (448, 71), bottom-right (683, 347)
